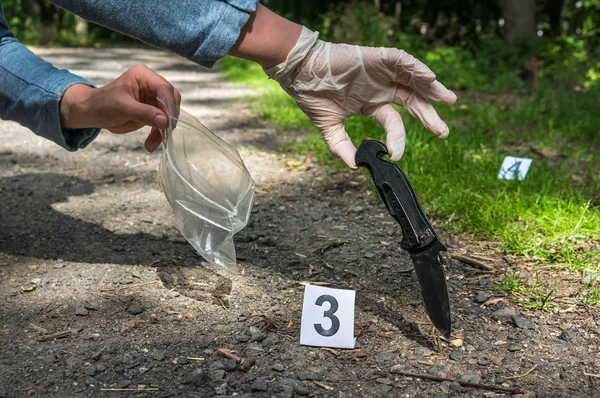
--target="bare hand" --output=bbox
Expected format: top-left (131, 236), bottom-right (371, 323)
top-left (59, 64), bottom-right (180, 152)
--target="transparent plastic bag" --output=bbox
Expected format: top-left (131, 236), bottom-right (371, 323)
top-left (157, 100), bottom-right (255, 271)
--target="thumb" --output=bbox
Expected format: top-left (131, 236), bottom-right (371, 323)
top-left (321, 123), bottom-right (358, 169)
top-left (373, 104), bottom-right (406, 161)
top-left (124, 100), bottom-right (169, 129)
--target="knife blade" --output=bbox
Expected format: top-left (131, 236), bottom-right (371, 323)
top-left (355, 140), bottom-right (451, 338)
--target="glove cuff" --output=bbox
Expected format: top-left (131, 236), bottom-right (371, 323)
top-left (263, 26), bottom-right (319, 85)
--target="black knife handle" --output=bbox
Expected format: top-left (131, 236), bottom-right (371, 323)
top-left (355, 140), bottom-right (437, 252)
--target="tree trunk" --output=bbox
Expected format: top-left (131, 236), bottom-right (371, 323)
top-left (36, 0), bottom-right (53, 23)
top-left (21, 0), bottom-right (41, 16)
top-left (503, 0), bottom-right (536, 43)
top-left (545, 0), bottom-right (564, 37)
top-left (292, 0), bottom-right (302, 23)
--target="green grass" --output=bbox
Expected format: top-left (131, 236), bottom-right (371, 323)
top-left (218, 56), bottom-right (600, 272)
top-left (578, 276), bottom-right (600, 306)
top-left (514, 279), bottom-right (558, 311)
top-left (494, 271), bottom-right (526, 294)
top-left (496, 271), bottom-right (558, 311)
top-left (582, 288), bottom-right (600, 306)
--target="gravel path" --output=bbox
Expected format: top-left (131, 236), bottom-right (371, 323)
top-left (1, 47), bottom-right (599, 398)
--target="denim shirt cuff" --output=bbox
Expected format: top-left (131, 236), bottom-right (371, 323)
top-left (61, 126), bottom-right (101, 151)
top-left (0, 35), bottom-right (101, 151)
top-left (52, 77), bottom-right (101, 151)
top-left (190, 0), bottom-right (259, 68)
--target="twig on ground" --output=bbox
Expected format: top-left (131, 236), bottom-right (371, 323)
top-left (471, 254), bottom-right (495, 262)
top-left (38, 328), bottom-right (78, 342)
top-left (314, 381), bottom-right (334, 391)
top-left (506, 364), bottom-right (538, 379)
top-left (100, 280), bottom-right (160, 292)
top-left (315, 239), bottom-right (350, 254)
top-left (451, 254), bottom-right (495, 272)
top-left (128, 161), bottom-right (148, 169)
top-left (216, 348), bottom-right (241, 362)
top-left (320, 347), bottom-right (340, 356)
top-left (584, 372), bottom-right (600, 378)
top-left (502, 255), bottom-right (516, 266)
top-left (29, 323), bottom-right (48, 334)
top-left (187, 357), bottom-right (205, 361)
top-left (530, 146), bottom-right (551, 158)
top-left (559, 305), bottom-right (578, 313)
top-left (299, 281), bottom-right (330, 286)
top-left (389, 369), bottom-right (525, 394)
top-left (216, 297), bottom-right (228, 309)
top-left (276, 332), bottom-right (295, 341)
top-left (100, 388), bottom-right (159, 391)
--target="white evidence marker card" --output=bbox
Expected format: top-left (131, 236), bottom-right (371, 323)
top-left (300, 284), bottom-right (356, 349)
top-left (498, 156), bottom-right (533, 181)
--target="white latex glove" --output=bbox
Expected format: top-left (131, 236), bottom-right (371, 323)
top-left (264, 27), bottom-right (457, 168)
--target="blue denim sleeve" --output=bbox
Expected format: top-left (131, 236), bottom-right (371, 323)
top-left (49, 0), bottom-right (259, 68)
top-left (0, 3), bottom-right (100, 151)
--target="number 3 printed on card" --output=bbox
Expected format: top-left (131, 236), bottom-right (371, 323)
top-left (314, 295), bottom-right (340, 336)
top-left (300, 285), bottom-right (356, 349)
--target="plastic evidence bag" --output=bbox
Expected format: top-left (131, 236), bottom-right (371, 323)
top-left (157, 100), bottom-right (255, 271)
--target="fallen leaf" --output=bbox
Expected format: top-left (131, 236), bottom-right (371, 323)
top-left (22, 284), bottom-right (37, 292)
top-left (483, 297), bottom-right (504, 306)
top-left (514, 392), bottom-right (536, 398)
top-left (450, 339), bottom-right (463, 347)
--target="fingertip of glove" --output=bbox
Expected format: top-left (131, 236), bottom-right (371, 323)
top-left (389, 151), bottom-right (403, 162)
top-left (339, 151), bottom-right (357, 169)
top-left (448, 90), bottom-right (458, 104)
top-left (340, 156), bottom-right (357, 169)
top-left (389, 149), bottom-right (403, 162)
top-left (329, 138), bottom-right (357, 169)
top-left (388, 139), bottom-right (405, 162)
top-left (438, 124), bottom-right (450, 139)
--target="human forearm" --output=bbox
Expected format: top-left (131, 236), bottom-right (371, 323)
top-left (50, 1), bottom-right (299, 68)
top-left (228, 4), bottom-right (302, 68)
top-left (0, 30), bottom-right (99, 150)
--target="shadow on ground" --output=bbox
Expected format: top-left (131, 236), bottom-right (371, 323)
top-left (0, 172), bottom-right (196, 266)
top-left (0, 169), bottom-right (435, 349)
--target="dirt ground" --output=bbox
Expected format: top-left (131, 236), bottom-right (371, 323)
top-left (1, 47), bottom-right (599, 398)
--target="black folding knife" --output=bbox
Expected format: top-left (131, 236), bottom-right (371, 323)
top-left (355, 140), bottom-right (451, 338)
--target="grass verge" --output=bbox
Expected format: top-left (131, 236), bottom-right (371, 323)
top-left (218, 56), bottom-right (600, 273)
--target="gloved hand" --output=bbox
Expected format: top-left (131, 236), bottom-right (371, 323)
top-left (265, 27), bottom-right (457, 168)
